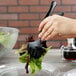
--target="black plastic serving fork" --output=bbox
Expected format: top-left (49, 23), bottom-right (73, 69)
top-left (27, 1), bottom-right (64, 59)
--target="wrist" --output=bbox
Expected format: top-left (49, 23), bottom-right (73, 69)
top-left (71, 19), bottom-right (76, 35)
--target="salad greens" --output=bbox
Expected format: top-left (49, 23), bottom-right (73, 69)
top-left (0, 31), bottom-right (10, 48)
top-left (16, 35), bottom-right (51, 75)
top-left (16, 44), bottom-right (51, 75)
top-left (0, 31), bottom-right (5, 43)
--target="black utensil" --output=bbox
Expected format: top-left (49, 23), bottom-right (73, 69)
top-left (27, 11), bottom-right (64, 59)
top-left (27, 1), bottom-right (57, 59)
top-left (45, 1), bottom-right (57, 17)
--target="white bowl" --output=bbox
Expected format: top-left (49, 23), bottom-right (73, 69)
top-left (0, 63), bottom-right (59, 76)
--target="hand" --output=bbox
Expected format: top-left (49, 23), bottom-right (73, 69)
top-left (38, 15), bottom-right (76, 40)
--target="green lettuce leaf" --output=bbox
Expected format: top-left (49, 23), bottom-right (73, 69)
top-left (0, 32), bottom-right (11, 48)
top-left (16, 44), bottom-right (51, 75)
top-left (19, 52), bottom-right (29, 63)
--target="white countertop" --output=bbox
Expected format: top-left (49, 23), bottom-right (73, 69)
top-left (0, 49), bottom-right (76, 75)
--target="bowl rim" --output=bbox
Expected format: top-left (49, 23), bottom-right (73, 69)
top-left (0, 27), bottom-right (19, 32)
top-left (0, 27), bottom-right (19, 37)
top-left (0, 63), bottom-right (59, 76)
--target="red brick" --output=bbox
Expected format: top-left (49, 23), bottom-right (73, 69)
top-left (40, 0), bottom-right (60, 5)
top-left (20, 28), bottom-right (38, 34)
top-left (0, 14), bottom-right (18, 20)
top-left (18, 35), bottom-right (28, 41)
top-left (30, 6), bottom-right (49, 13)
top-left (40, 13), bottom-right (46, 19)
top-left (65, 13), bottom-right (76, 19)
top-left (55, 6), bottom-right (71, 12)
top-left (33, 35), bottom-right (38, 40)
top-left (40, 13), bottom-right (76, 19)
top-left (8, 21), bottom-right (29, 27)
top-left (19, 14), bottom-right (39, 20)
top-left (18, 35), bottom-right (38, 42)
top-left (30, 20), bottom-right (41, 26)
top-left (0, 7), bottom-right (7, 13)
top-left (0, 21), bottom-right (7, 26)
top-left (0, 0), bottom-right (17, 5)
top-left (14, 42), bottom-right (19, 48)
top-left (19, 0), bottom-right (39, 5)
top-left (14, 41), bottom-right (21, 48)
top-left (61, 41), bottom-right (67, 46)
top-left (47, 41), bottom-right (61, 48)
top-left (15, 41), bottom-right (26, 48)
top-left (8, 6), bottom-right (28, 13)
top-left (72, 6), bottom-right (76, 11)
top-left (62, 0), bottom-right (76, 5)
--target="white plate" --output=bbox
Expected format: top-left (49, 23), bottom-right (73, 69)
top-left (0, 63), bottom-right (59, 76)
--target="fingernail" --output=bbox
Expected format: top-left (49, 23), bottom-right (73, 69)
top-left (38, 34), bottom-right (41, 38)
top-left (45, 38), bottom-right (48, 40)
top-left (41, 38), bottom-right (44, 41)
top-left (42, 37), bottom-right (44, 41)
top-left (38, 35), bottom-right (40, 38)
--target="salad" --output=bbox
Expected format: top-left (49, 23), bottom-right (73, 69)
top-left (0, 31), bottom-right (8, 50)
top-left (0, 31), bottom-right (11, 48)
top-left (16, 35), bottom-right (51, 75)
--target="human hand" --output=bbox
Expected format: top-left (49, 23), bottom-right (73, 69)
top-left (38, 15), bottom-right (76, 40)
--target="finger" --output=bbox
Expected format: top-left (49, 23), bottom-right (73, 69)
top-left (41, 26), bottom-right (54, 40)
top-left (38, 21), bottom-right (53, 38)
top-left (45, 29), bottom-right (58, 40)
top-left (39, 15), bottom-right (59, 31)
top-left (38, 16), bottom-right (52, 31)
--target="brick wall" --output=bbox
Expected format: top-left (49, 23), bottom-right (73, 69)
top-left (0, 0), bottom-right (76, 48)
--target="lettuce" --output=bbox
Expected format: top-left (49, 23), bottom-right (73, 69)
top-left (0, 32), bottom-right (11, 48)
top-left (16, 44), bottom-right (51, 75)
